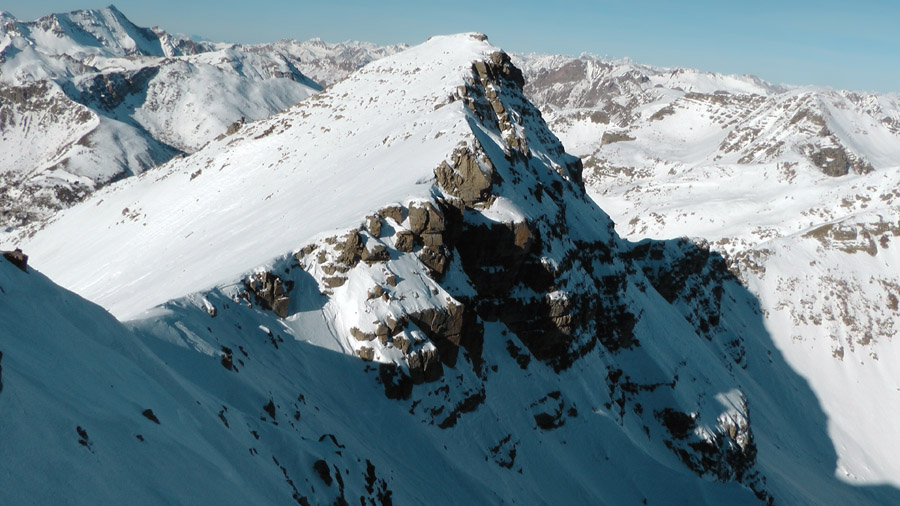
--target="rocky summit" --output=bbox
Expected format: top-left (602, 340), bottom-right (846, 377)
top-left (2, 7), bottom-right (900, 506)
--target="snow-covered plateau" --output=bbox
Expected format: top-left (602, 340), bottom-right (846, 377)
top-left (2, 6), bottom-right (900, 506)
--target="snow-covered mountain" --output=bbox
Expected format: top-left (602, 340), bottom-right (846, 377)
top-left (4, 32), bottom-right (900, 505)
top-left (515, 53), bottom-right (900, 487)
top-left (514, 53), bottom-right (900, 175)
top-left (245, 38), bottom-right (409, 88)
top-left (0, 6), bottom-right (327, 230)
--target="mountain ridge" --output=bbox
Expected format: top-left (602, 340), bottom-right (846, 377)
top-left (3, 6), bottom-right (900, 504)
top-left (6, 31), bottom-right (900, 505)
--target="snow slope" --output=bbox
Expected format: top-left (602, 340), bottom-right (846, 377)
top-left (10, 33), bottom-right (900, 505)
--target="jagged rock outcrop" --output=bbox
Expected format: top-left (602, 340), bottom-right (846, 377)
top-left (406, 348), bottom-right (443, 384)
top-left (245, 271), bottom-right (291, 317)
top-left (2, 249), bottom-right (28, 272)
top-left (435, 149), bottom-right (497, 206)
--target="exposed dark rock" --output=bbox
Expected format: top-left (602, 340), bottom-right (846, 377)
top-left (323, 276), bottom-right (347, 288)
top-left (600, 131), bottom-right (636, 145)
top-left (335, 231), bottom-right (365, 266)
top-left (350, 327), bottom-right (376, 342)
top-left (392, 335), bottom-right (411, 354)
top-left (224, 117), bottom-right (244, 136)
top-left (810, 146), bottom-right (850, 177)
top-left (361, 244), bottom-right (390, 264)
top-left (656, 408), bottom-right (695, 440)
top-left (313, 459), bottom-right (333, 486)
top-left (407, 201), bottom-right (445, 236)
top-left (530, 391), bottom-right (576, 430)
top-left (246, 271), bottom-right (292, 318)
top-left (407, 304), bottom-right (467, 366)
top-left (624, 238), bottom-right (740, 365)
top-left (76, 425), bottom-right (92, 451)
top-left (367, 285), bottom-right (385, 300)
top-left (375, 324), bottom-right (390, 345)
top-left (417, 245), bottom-right (450, 277)
top-left (263, 399), bottom-right (276, 420)
top-left (2, 249), bottom-right (28, 272)
top-left (357, 347), bottom-right (375, 361)
top-left (455, 220), bottom-right (541, 298)
top-left (272, 297), bottom-right (290, 319)
top-left (272, 456), bottom-right (309, 506)
top-left (317, 433), bottom-right (346, 449)
top-left (452, 217), bottom-right (596, 369)
top-left (141, 409), bottom-right (160, 424)
top-left (79, 66), bottom-right (160, 111)
top-left (220, 346), bottom-right (234, 370)
top-left (505, 340), bottom-right (531, 369)
top-left (438, 389), bottom-right (487, 429)
top-left (649, 105), bottom-right (676, 121)
top-left (378, 363), bottom-right (413, 400)
top-left (378, 205), bottom-right (404, 224)
top-left (366, 215), bottom-right (383, 237)
top-left (489, 434), bottom-right (518, 469)
top-left (655, 402), bottom-right (765, 501)
top-left (393, 231), bottom-right (415, 252)
top-left (435, 149), bottom-right (496, 206)
top-left (406, 348), bottom-right (443, 384)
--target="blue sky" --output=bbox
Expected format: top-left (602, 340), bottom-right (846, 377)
top-left (5, 1), bottom-right (898, 93)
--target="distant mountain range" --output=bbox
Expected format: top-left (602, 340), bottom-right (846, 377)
top-left (0, 6), bottom-right (405, 230)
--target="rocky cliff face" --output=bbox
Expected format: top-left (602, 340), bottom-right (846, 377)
top-left (516, 51), bottom-right (900, 489)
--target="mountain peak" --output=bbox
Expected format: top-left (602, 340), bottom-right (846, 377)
top-left (20, 33), bottom-right (522, 319)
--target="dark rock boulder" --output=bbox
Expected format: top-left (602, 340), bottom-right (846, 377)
top-left (407, 304), bottom-right (467, 366)
top-left (357, 347), bottom-right (375, 361)
top-left (141, 409), bottom-right (161, 424)
top-left (365, 215), bottom-right (383, 237)
top-left (245, 271), bottom-right (292, 318)
top-left (394, 230), bottom-right (415, 252)
top-left (335, 231), bottom-right (365, 266)
top-left (313, 460), bottom-right (332, 486)
top-left (407, 348), bottom-right (443, 384)
top-left (417, 245), bottom-right (450, 277)
top-left (378, 363), bottom-right (413, 400)
top-left (435, 149), bottom-right (496, 206)
top-left (350, 327), bottom-right (376, 342)
top-left (2, 248), bottom-right (28, 272)
top-left (407, 202), bottom-right (444, 236)
top-left (378, 205), bottom-right (404, 224)
top-left (361, 244), bottom-right (389, 264)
